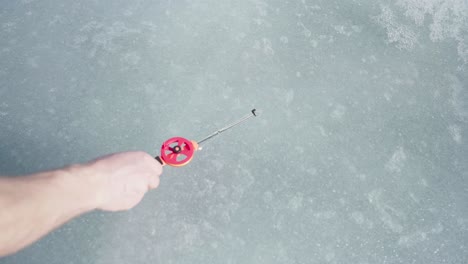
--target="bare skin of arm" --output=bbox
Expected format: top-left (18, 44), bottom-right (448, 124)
top-left (0, 151), bottom-right (162, 257)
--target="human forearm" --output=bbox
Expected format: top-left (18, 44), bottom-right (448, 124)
top-left (0, 166), bottom-right (97, 257)
top-left (0, 151), bottom-right (162, 257)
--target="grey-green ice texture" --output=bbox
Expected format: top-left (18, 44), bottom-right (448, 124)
top-left (1, 0), bottom-right (467, 263)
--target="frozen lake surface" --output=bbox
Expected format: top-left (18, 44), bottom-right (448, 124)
top-left (1, 0), bottom-right (467, 263)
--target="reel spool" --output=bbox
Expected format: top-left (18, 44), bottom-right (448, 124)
top-left (156, 137), bottom-right (198, 167)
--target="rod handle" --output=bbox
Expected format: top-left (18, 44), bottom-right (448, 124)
top-left (155, 156), bottom-right (166, 166)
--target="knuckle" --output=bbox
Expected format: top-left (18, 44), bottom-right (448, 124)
top-left (134, 151), bottom-right (150, 160)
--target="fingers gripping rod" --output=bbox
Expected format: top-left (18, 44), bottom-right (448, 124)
top-left (197, 109), bottom-right (258, 145)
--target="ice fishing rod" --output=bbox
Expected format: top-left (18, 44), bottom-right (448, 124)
top-left (155, 109), bottom-right (259, 167)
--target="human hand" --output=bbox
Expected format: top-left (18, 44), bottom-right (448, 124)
top-left (81, 151), bottom-right (163, 212)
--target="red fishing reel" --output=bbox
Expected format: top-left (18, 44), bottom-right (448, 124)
top-left (155, 137), bottom-right (199, 167)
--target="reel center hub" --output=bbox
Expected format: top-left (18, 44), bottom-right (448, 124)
top-left (173, 145), bottom-right (182, 153)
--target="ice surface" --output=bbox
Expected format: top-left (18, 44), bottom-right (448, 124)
top-left (1, 0), bottom-right (467, 263)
